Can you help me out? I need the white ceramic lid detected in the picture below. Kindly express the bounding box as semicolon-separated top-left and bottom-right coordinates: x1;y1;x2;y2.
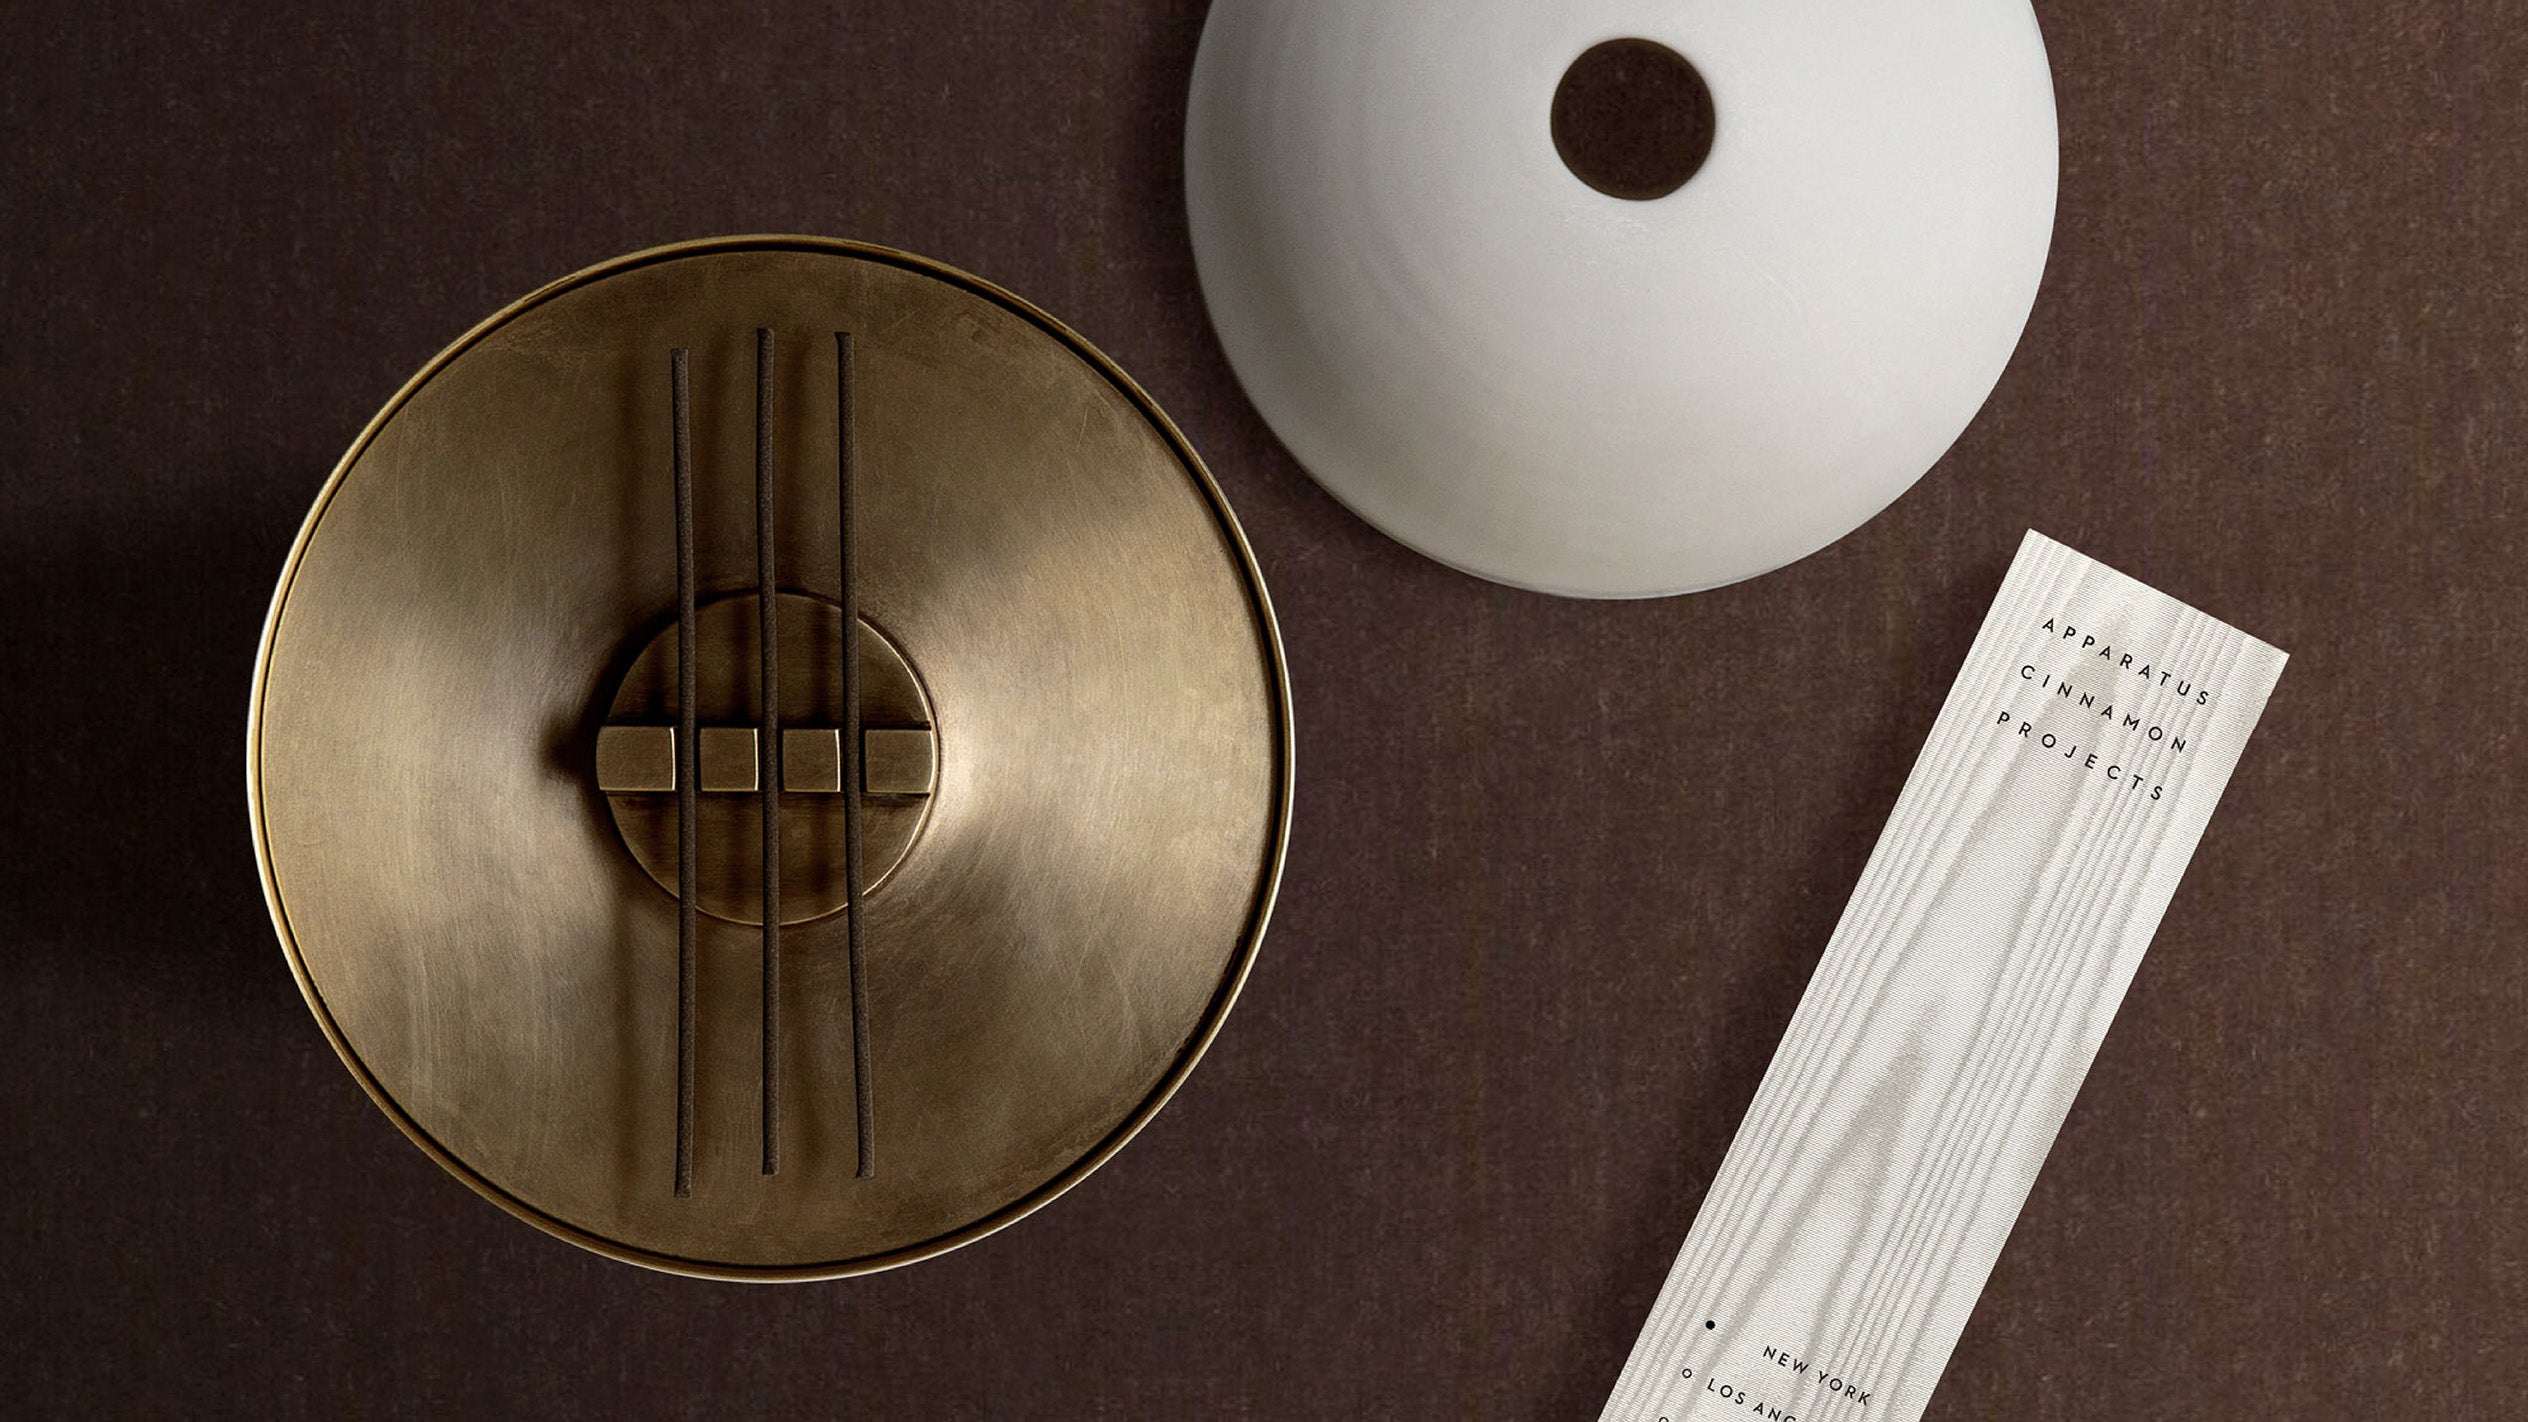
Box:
1186;0;2058;597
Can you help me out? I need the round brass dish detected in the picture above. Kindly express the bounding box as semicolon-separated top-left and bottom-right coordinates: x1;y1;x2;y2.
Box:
248;237;1292;1279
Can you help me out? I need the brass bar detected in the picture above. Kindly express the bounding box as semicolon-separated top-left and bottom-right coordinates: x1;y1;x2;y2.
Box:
756;328;782;1177
696;727;759;792
601;718;940;799
671;347;698;1200
862;728;937;796
595;725;675;793
780;728;842;793
840;330;874;1180
598;725;940;796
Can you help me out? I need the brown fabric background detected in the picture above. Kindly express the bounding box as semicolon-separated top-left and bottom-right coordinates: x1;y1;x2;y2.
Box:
3;0;2522;1415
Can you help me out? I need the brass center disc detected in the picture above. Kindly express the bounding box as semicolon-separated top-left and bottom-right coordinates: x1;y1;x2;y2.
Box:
602;594;936;923
248;237;1292;1279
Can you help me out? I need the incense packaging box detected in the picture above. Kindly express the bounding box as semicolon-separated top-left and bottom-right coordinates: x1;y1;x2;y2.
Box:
1603;531;2287;1422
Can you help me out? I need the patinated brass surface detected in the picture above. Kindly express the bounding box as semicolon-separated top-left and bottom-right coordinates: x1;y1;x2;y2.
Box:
248;237;1291;1279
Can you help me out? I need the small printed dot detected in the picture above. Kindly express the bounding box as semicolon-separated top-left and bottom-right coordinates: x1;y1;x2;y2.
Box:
1705;1320;1717;1330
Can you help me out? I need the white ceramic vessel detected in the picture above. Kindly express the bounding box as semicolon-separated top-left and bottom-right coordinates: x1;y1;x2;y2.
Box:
1186;0;2058;597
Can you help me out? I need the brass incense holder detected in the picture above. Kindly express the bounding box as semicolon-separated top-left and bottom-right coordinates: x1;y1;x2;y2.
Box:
249;237;1292;1278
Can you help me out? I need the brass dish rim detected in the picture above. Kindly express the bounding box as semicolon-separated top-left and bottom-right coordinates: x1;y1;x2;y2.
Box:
245;234;1295;1281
